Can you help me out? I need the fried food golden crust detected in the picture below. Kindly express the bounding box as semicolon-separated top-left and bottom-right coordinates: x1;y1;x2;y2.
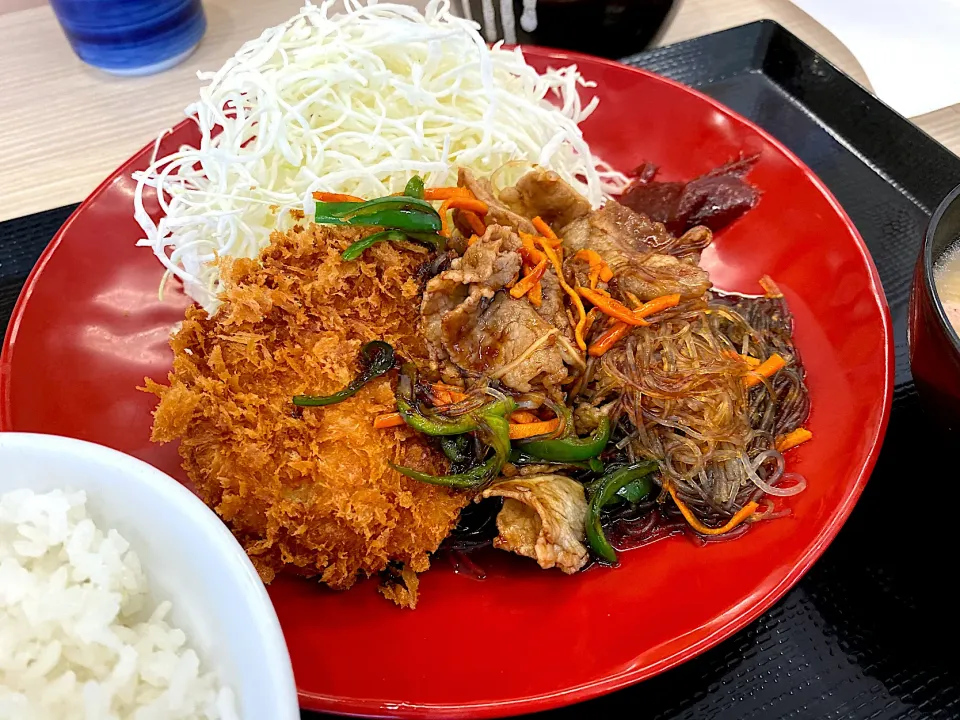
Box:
145;224;469;595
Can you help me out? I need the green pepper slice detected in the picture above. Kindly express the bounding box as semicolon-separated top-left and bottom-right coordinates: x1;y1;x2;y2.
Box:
293;341;394;407
404;176;425;199
585;460;659;563
518;416;611;462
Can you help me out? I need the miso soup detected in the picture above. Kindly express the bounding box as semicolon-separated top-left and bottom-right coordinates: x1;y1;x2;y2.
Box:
934;240;960;332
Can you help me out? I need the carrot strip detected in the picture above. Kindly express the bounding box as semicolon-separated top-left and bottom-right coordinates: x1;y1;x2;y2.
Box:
577;287;649;325
460;210;487;236
373;412;405;429
586;293;682;357
424;187;471;201
744;353;787;388
519;233;547;264
532;216;559;243
776;428;813;453
439;197;490;237
312;191;364;202
759;275;783;298
510;410;541;424
588;323;631;357
574;249;613;289
666;482;760;536
636;293;681;317
527;280;543;307
508;418;561;440
510;258;549;299
467;234;480;247
429;383;469;404
537;241;587;351
722;351;762;367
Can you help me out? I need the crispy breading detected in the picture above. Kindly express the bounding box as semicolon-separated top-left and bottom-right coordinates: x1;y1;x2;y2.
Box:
144;224;469;600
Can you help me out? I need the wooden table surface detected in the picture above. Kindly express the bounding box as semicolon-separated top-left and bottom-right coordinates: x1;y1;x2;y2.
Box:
2;0;958;222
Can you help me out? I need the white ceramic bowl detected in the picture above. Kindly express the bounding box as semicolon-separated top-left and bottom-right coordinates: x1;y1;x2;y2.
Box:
0;432;299;719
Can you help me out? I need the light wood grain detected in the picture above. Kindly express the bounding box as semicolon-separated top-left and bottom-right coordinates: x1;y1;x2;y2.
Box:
1;0;957;222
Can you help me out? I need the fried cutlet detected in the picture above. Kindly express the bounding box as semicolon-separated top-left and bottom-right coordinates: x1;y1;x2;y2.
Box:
144;223;468;606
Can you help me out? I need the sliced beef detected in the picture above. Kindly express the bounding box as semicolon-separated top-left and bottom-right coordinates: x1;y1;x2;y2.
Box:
444;293;576;392
421;224;581;392
482;474;589;574
499;169;592;229
458;168;536;234
560;201;711;301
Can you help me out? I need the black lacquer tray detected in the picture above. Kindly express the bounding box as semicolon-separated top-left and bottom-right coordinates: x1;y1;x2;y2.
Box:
3;20;959;720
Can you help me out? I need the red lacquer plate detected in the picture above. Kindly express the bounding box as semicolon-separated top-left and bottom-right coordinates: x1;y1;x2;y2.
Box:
0;49;892;718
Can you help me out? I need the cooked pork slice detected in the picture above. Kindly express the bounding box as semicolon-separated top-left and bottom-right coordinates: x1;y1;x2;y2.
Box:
499;169;592;229
560;201;711;300
482;474;589;574
421;224;581;392
458;168;536;234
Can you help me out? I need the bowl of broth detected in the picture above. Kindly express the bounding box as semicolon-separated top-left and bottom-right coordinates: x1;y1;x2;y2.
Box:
909;183;960;431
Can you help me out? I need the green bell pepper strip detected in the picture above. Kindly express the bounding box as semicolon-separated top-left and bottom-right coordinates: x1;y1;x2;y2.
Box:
518;416;611;462
293;341;394;407
617;477;653;503
585;460;659;563
441;435;471;464
340;230;446;261
392;415;511;489
508;449;604;474
404;176;425;199
316;207;442;233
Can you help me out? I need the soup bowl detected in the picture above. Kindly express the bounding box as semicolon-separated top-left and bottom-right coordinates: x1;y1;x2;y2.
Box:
909;182;960;432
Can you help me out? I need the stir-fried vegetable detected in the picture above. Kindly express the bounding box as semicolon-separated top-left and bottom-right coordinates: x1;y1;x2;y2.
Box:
664;482;759;536
519;416;611;462
403;175;425;199
293;341;394;407
393;415;511;489
390;366;516;488
585;461;659;563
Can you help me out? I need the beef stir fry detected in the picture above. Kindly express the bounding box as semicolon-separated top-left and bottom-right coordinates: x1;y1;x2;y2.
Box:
304;163;810;579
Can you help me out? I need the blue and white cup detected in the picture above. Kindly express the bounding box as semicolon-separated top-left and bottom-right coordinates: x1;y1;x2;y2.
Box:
50;0;206;76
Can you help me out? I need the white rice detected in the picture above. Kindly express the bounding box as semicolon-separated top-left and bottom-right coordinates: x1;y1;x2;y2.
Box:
0;489;240;720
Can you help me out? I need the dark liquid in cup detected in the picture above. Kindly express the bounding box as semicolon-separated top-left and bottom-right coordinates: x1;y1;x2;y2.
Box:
467;0;678;59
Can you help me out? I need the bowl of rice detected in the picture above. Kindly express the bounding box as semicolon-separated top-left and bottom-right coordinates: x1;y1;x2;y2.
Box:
0;432;298;719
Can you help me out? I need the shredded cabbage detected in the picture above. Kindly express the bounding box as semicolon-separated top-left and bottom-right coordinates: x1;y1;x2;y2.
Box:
133;0;628;313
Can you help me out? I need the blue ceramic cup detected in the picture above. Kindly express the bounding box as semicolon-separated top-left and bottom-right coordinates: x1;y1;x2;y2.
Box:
50;0;206;76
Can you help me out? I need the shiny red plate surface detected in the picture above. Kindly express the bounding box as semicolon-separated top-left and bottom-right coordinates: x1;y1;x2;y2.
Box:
0;50;892;718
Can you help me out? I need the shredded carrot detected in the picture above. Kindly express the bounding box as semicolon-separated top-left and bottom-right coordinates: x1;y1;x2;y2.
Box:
636;293;681;318
574;249;614;289
666;482;760;536
581;307;600;339
430;384;470;405
532;216;560;244
537;242;587;351
588;323;631;357
460;210;486;236
519;233;547;264
424;187;471;201
723;351;762;367
508;418;561;440
743;353;787;388
510;258;548;299
586;293;682;357
467;234;480;247
527;280;543;307
312;191;364;202
510;410;541;424
759;275;783;298
373;412;405;429
439;197;490;237
776;428;813;452
577;287;650;325
373;383;469;429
